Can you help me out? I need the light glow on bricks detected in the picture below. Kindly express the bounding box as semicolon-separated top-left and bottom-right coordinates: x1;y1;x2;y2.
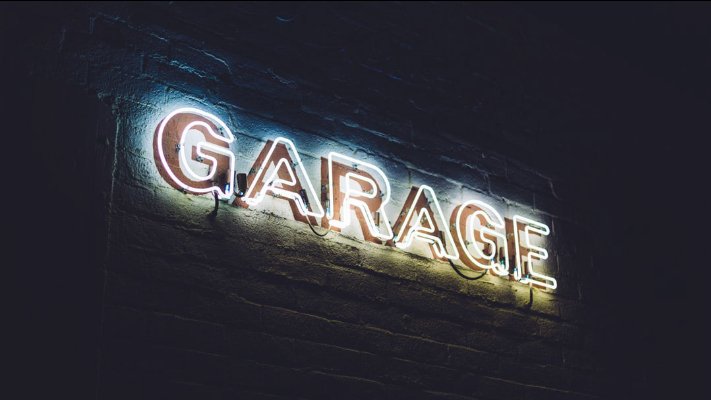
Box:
155;107;236;199
243;137;325;218
454;200;510;276
154;107;557;289
394;185;459;261
512;216;557;289
326;152;395;242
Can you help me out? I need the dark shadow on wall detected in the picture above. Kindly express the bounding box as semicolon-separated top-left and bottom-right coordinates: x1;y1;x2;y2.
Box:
524;5;711;398
4;54;116;399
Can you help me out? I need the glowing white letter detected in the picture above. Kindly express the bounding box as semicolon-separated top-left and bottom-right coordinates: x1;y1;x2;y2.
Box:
326;152;393;241
513;216;557;289
155;107;235;199
453;200;509;275
242;137;324;218
394;186;459;260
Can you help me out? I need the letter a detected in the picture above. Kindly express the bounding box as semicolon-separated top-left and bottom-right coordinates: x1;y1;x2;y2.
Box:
242;137;324;222
394;186;458;260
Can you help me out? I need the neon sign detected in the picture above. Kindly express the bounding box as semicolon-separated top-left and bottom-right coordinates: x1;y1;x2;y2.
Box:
326;152;394;242
242;137;325;219
394;185;459;261
155;107;236;199
154;108;557;290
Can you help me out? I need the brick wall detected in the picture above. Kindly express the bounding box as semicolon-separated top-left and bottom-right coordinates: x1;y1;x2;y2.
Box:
4;3;652;399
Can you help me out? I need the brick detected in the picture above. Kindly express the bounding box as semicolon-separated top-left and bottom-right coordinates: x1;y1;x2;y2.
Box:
517;339;564;366
536;319;584;348
535;193;574;221
493;310;539;336
507;162;553;195
433;157;490;194
478;151;508;178
466;327;520;357
562;348;600;372
446;344;499;373
499;357;574;391
490;175;534;206
550;179;575;201
146;312;226;354
476;376;527;400
143;53;221;99
91;15;170;55
558;300;595;327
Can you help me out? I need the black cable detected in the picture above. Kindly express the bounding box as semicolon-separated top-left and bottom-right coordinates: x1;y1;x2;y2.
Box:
525;286;534;308
306;218;330;237
209;190;219;217
448;259;487;280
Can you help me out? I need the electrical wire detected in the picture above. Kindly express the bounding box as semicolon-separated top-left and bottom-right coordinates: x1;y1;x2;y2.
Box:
448;259;487;280
209;190;219;217
525;286;534;308
306;218;330;237
447;260;535;307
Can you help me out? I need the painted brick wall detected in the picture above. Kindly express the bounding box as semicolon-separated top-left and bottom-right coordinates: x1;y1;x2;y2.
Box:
5;3;628;399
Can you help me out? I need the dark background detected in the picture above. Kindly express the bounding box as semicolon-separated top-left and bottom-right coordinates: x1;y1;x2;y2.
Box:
534;4;709;398
527;2;709;398
3;2;707;399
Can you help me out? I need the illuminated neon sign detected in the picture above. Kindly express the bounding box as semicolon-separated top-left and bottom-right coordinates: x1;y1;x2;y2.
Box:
154;108;557;289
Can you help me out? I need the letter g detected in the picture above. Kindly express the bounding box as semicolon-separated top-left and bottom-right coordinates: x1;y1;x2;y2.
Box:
154;108;236;199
